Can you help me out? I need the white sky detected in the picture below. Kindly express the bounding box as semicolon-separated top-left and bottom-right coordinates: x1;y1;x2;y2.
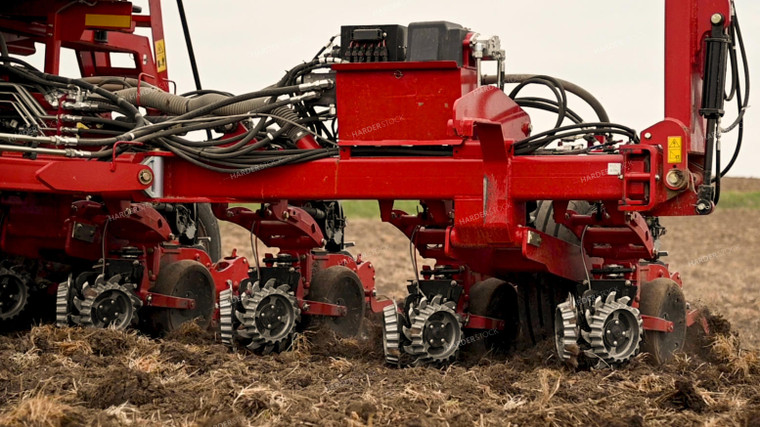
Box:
61;1;760;177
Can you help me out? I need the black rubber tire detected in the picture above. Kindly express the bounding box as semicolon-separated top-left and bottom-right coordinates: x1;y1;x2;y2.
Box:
196;203;222;262
639;278;686;365
463;278;519;360
303;266;366;337
534;200;593;244
145;260;216;335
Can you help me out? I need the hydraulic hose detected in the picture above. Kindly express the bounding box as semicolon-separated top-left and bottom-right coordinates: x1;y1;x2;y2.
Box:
484;73;610;122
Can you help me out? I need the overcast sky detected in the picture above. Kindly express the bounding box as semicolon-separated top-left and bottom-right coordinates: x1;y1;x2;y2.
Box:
87;2;760;177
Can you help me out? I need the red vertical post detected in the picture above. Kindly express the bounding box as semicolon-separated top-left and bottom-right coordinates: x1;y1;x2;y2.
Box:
44;12;61;75
147;0;170;91
663;0;730;154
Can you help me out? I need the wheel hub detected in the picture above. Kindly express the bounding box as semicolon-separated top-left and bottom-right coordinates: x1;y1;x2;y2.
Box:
424;314;456;349
254;294;295;338
603;317;629;346
91;289;132;328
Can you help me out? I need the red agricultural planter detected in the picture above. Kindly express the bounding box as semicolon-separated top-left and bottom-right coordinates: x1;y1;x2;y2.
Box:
0;0;748;367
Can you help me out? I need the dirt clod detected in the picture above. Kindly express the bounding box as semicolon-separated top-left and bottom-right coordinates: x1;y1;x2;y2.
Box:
663;380;708;413
79;366;166;409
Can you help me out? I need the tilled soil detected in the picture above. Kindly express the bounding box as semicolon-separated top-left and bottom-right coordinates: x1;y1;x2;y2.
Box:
1;179;759;426
0;320;758;426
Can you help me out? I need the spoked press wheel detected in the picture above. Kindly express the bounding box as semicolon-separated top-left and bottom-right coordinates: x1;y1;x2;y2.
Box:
639;278;686;365
238;278;301;354
406;295;463;366
462;278;519;362
146;260;216;335
303;266;366;337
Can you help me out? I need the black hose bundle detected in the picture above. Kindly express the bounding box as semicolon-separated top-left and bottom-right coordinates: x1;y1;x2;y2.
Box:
0;56;339;172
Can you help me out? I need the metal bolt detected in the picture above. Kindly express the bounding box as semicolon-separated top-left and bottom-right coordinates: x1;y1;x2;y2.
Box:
613;340;618;346
643;132;652;140
615;320;620;325
282;211;290;220
711;13;723;24
606;330;611;334
138;169;153;185
440;338;445;343
622;331;627;337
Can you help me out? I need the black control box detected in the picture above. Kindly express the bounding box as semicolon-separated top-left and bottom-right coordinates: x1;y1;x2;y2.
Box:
407;21;469;66
339;24;407;62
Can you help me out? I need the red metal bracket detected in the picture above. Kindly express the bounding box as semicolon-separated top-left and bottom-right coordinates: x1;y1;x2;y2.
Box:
299;299;347;317
368;297;394;313
686;308;710;335
464;313;505;331
145;292;196;310
619;145;659;211
641;314;674;332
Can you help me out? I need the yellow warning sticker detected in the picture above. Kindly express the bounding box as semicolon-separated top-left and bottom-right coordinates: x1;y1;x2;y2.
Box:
84;14;132;29
155;39;167;73
667;136;682;164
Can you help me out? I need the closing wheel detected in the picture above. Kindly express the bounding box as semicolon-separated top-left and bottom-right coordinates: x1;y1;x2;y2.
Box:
583;292;642;367
463;278;518;361
239;278;301;353
382;302;402;366
554;293;581;368
0;268;28;321
407;295;463;366
72;274;143;329
639;278;686;365
304;266;366;337
147;260;215;335
81;286;137;329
